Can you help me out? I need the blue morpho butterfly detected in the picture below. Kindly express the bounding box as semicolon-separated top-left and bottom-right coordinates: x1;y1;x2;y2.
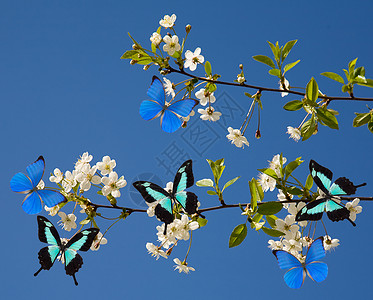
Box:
139;76;199;133
10;156;66;214
273;237;328;289
296;160;366;226
133;160;203;234
34;216;99;286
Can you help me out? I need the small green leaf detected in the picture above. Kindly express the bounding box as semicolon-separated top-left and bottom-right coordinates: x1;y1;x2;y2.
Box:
205;61;212;76
321;72;344;84
196;179;214;187
359;78;373;88
197;218;208;228
353;66;365;78
305;174;313;190
306;77;319;103
207;190;217;196
80;218;90;225
284;157;303;180
342;84;349;93
120;50;138;59
269;69;281;78
282;40;297;60
284;60;300;73
229;224;247;248
287;187;303;195
222;176;240;192
368;121;373;133
262;227;284;237
348;58;358;75
258;168;278;180
301;115;316;141
316;108;339;129
244;92;253;98
266;215;278;229
353;113;371;127
283;100;303;111
257;202;283;215
252;55;275;68
267;41;279;62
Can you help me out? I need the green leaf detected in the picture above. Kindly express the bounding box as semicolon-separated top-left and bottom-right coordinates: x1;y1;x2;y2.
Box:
321;72;344;84
215;158;225;166
252;55;275;68
283;60;300;73
348;58;358;75
359;78;373;88
353;113;371;127
257;201;283;215
267;41;279;62
222;176;240;192
353;66;365;78
316;108;339;129
196;179;214;187
306;77;319;103
207;190;217;196
342;84;349;93
80;218;90;225
244;92;253;98
197;218;208;228
205;61;212;76
229;224;247;248
283;100;303;111
151;43;157;53
305;174;313;190
368;121;373;133
269;69;281;78
287;187;303;195
284;157;303;180
282;40;297;60
258;168;278;180
120;50;138;59
262;227;284;237
301;115;316;141
266;215;278;229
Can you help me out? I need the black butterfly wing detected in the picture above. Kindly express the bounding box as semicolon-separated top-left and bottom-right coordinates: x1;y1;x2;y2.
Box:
34;216;62;276
63;228;99;285
309;160;333;196
325;200;356;226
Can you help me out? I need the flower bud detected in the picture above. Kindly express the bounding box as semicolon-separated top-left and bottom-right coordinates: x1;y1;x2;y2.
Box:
132;44;140;50
143;64;151;71
181;121;187;128
239;64;243;70
130;59;137;65
255;129;261;139
185;24;192;33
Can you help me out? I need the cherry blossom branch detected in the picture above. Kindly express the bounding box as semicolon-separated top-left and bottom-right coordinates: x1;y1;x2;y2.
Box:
167;66;373;102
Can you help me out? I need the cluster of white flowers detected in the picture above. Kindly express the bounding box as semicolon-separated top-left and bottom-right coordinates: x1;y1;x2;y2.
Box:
49;152;127;198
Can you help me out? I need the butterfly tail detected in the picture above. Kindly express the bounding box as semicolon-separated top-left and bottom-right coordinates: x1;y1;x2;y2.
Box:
34;267;43;277
72;274;79;286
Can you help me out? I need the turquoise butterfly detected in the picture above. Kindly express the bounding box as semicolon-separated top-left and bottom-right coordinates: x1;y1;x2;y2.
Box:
34;216;99;285
296;160;366;226
133;160;201;234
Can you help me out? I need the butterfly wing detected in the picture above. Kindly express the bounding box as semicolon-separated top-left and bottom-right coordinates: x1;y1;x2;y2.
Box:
167;98;198;118
133;181;174;225
34;216;62;276
139;100;163;121
160;109;183;133
147;76;166;106
309;160;333;195
295;198;327;222
10;172;33;193
304;237;328;283
273;250;304;289
325;200;355;225
22;192;43;214
26;156;45;187
329;177;358;196
36;189;66;208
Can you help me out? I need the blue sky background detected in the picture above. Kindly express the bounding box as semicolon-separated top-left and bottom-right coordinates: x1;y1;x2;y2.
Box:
1;0;372;299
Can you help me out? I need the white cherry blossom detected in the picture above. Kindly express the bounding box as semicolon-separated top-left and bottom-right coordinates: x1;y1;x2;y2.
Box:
101;171;127;198
96;156;116;176
286;126;301;142
195;88;216;106
146;242;168;260
49;168;63;183
198;106;221;121
57;212;77;232
226;127;250;149
184;47;204;71
159;14;176;28
163;35;180;56
173;258;195;274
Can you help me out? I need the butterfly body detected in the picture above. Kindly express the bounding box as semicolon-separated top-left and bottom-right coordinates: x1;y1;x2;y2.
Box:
133;160;201;234
296;160;366;226
273;237;328;289
34;216;99;285
10;156;66;214
140;76;198;133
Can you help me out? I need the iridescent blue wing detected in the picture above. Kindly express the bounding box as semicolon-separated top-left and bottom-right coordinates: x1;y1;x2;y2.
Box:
22;192;43;214
325;200;355;226
309;160;332;195
36;189;66;209
147;76;166;106
305;237;325;264
26;156;45;188
273;250;304;289
34;216;62;277
139;100;163;121
172;160;198;215
306;262;328;283
63;228;99;285
10;172;33;193
160;109;182;133
167;98;198;118
295;198;326;222
133;181;174;226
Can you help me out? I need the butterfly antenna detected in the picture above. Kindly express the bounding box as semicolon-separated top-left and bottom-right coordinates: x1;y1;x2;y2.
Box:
34;267;43;277
72;274;79;286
